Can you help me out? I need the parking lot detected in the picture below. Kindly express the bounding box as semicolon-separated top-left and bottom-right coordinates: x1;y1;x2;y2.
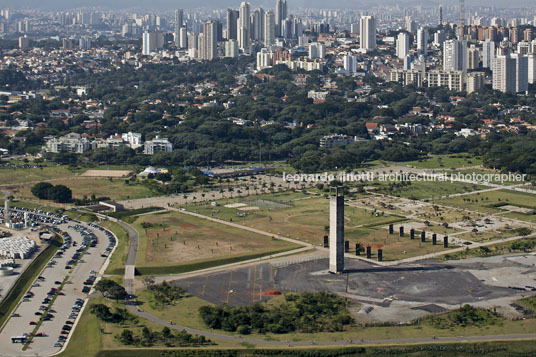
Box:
0;209;116;356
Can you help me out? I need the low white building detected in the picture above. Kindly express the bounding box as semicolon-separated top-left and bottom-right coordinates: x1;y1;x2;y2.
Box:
143;136;173;155
320;134;357;148
45;133;91;154
122;132;143;149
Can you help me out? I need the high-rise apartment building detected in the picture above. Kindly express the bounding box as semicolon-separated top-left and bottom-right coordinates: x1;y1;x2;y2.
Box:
443;39;467;72
416;27;429;55
142;30;164;55
238;2;250;50
275;0;287;37
174;9;183;47
225;39;238;58
396;32;410;59
467;45;480;69
360;16;376;52
264;10;275;46
482;39;495;68
226;9;239;40
203;20;218;60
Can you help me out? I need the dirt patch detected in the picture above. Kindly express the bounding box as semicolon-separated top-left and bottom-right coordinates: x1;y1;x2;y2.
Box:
81;169;132;177
238;206;260;211
365;243;385;249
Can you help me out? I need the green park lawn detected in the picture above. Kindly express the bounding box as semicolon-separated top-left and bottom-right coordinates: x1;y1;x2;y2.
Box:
131;211;300;275
14;177;154;202
135;287;536;344
404;155;483;169
438;189;536;216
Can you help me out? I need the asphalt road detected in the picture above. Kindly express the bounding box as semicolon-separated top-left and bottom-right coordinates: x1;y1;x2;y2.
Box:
118;220;138;298
127;305;536;346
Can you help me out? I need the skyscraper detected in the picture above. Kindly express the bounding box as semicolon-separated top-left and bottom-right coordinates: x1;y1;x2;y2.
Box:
493;53;516;93
174;9;183;47
360;16;376;52
179;27;188;49
308;42;325;59
275;0;287;37
142;30;164;55
416;27;429;56
439;5;443;25
434;30;446;46
238;2;250;50
511;54;528;93
467;45;480;69
443;39;467;72
226;9;239;40
225;39;238;58
252;8;265;42
396;32;409;59
204;20;218;60
528;54;536;84
343;53;357;73
482;39;495;68
264;10;275;46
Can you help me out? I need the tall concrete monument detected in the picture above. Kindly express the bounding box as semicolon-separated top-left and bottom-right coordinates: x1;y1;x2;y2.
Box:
329;187;344;273
4;199;11;228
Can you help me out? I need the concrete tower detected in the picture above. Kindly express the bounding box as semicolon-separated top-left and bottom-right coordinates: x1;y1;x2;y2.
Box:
329;187;344;274
4;199;11;227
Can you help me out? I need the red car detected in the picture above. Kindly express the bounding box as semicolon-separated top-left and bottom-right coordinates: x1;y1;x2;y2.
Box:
29;321;37;325
35;332;47;337
61;330;69;334
58;292;65;296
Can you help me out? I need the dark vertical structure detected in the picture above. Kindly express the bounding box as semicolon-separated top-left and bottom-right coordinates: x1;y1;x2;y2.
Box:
226;9;239;40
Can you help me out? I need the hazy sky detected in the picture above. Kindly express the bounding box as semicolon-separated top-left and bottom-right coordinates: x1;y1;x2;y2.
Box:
1;0;534;10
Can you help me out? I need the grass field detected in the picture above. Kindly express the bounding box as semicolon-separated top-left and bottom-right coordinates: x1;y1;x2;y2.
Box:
452;168;526;186
404;155;483;169
0;165;82;185
182;192;468;260
186;194;406;245
454;227;525;243
13;177;155;202
93;341;536;357
63;209;97;222
441;237;536;260
0;199;64;213
101;220;130;275
135;288;536;344
132;211;300;273
346;228;449;261
374;180;485;201
438;189;536;216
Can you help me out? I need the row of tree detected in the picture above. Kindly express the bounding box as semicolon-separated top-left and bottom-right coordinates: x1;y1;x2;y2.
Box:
31;182;72;203
199;291;353;334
